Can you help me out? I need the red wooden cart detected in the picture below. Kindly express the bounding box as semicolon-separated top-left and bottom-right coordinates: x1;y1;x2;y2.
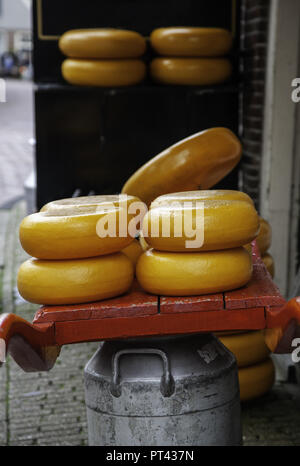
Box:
1;241;300;372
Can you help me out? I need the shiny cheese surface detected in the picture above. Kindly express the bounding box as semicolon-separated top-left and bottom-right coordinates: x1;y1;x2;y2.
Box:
59;29;146;59
238;358;275;402
151;190;254;209
150;58;232;86
136;248;252;296
20;197;139;260
17;253;134;305
218;331;270;368
62;59;146;87
150;27;232;57
142;199;259;252
41;194;139;215
122;128;242;206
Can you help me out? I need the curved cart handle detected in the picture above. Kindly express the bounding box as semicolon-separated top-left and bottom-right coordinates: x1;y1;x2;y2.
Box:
0;313;59;372
265;297;300;353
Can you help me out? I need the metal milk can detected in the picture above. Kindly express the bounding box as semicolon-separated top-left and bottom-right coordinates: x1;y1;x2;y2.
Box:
84;333;242;446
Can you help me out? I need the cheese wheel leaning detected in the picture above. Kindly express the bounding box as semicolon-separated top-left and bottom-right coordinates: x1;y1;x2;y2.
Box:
150;58;232;86
17;253;134;305
238;358;275;402
218;331;270;368
143;199;259;252
20;195;140;260
59;29;146;59
122;128;242;206
150;27;232;57
136;247;252;296
62;59;146;87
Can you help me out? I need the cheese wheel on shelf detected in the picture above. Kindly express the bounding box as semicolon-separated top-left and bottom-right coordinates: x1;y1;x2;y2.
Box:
136;247;252;296
262;253;275;278
17;253;134;305
142;199;259;252
150;27;232;57
238;358;275;402
122;239;143;266
151;190;254;209
62;59;146;87
59;29;146;59
218;331;270;368
20;200;138;260
122;128;242;206
150;58;232;86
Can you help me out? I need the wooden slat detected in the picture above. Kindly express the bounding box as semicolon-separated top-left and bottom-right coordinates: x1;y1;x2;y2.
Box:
34;282;158;323
160;293;224;314
224;263;285;309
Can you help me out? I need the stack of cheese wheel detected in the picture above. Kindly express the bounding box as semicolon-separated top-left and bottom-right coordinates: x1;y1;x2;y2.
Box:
137;190;275;401
245;217;274;278
59;29;147;87
136;190;259;296
217;330;275;402
17;195;141;306
149;27;233;86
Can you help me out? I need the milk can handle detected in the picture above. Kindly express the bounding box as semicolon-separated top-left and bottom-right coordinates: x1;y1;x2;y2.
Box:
110;348;175;398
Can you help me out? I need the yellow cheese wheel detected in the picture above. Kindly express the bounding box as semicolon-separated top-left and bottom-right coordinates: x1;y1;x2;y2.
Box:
41;194;138;215
122;128;242;206
151;190;254;209
136;247;252;296
262;253;275;278
17;253;134;305
142;199;259;252
218;331;270;368
150;27;232;57
62;59;146;87
59;29;146;59
20;197;139;260
150;58;232;86
122;239;143;266
238;358;275;402
256;217;272;255
245;217;272;256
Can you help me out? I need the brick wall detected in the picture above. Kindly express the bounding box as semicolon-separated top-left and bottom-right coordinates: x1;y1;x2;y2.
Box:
240;0;270;209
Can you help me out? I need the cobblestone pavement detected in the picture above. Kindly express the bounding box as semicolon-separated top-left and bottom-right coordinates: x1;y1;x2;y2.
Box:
0;79;34;209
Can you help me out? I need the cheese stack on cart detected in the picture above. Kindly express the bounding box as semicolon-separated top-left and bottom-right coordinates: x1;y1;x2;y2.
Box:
149;27;233;86
59;29;147;87
136;189;275;401
17;195;139;306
